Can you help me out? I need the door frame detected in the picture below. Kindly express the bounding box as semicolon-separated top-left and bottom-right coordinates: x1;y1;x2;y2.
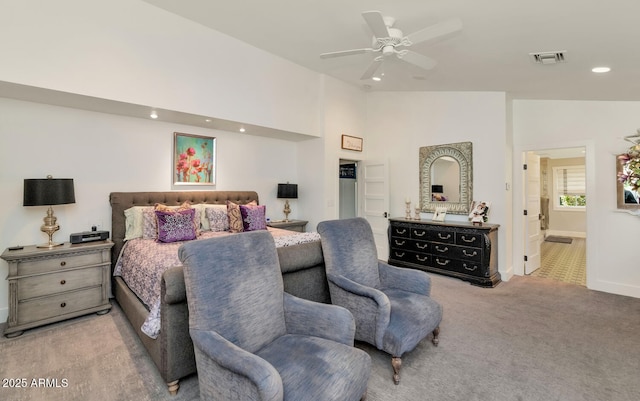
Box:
512;140;595;288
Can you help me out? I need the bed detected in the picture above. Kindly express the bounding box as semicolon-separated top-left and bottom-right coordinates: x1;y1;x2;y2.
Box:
109;191;329;395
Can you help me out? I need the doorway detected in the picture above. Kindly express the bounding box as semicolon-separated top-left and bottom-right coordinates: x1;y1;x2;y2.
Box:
524;147;587;286
339;159;358;219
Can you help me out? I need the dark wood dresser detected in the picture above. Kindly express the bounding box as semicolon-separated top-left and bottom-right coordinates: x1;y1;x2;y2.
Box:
388;218;500;287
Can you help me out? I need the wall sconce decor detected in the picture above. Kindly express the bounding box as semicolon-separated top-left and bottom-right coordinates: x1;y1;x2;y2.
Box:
23;175;75;248
277;183;298;222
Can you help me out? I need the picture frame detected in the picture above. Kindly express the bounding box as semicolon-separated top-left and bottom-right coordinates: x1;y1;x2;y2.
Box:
469;200;491;225
341;134;363;152
432;207;447;221
173;132;216;185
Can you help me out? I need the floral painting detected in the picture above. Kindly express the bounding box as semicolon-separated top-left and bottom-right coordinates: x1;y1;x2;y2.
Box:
173;132;215;185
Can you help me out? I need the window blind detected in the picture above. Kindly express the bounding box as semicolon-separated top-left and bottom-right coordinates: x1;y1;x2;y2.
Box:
554;166;585;195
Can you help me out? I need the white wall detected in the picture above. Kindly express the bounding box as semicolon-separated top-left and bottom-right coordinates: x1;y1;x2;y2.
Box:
513;100;640;297
365;91;510;276
0;0;323;137
0;98;301;322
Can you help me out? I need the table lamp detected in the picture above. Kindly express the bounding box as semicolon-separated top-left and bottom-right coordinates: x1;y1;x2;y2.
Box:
277;183;298;222
23;175;76;248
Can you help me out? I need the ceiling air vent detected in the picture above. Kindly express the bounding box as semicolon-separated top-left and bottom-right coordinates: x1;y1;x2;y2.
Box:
529;51;566;65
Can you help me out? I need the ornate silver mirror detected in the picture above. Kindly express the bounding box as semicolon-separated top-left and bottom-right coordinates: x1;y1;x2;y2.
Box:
419;141;473;215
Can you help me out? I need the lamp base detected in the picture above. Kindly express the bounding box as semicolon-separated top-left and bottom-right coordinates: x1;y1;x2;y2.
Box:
282;200;291;222
38;206;63;248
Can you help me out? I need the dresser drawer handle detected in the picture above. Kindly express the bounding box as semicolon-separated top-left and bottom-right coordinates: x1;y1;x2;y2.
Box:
394;252;405;258
463;250;478;257
60;280;66;285
60;261;66;267
394;240;406;246
461;235;476;243
435;258;449;266
416;243;428;250
435;245;448;253
395;229;407;235
60;302;66;308
413;230;426;237
463;263;478;271
438;233;451;240
416;255;428;262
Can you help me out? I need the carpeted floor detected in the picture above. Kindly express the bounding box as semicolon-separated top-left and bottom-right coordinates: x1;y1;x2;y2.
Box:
532;237;586;286
1;274;639;401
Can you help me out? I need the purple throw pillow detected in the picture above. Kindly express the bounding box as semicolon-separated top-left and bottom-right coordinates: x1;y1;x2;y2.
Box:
239;204;267;231
155;208;197;243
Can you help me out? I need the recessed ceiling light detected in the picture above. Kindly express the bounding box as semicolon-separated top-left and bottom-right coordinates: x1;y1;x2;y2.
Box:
372;76;381;82
592;67;611;73
150;111;158;119
205;119;211;122
239;127;246;133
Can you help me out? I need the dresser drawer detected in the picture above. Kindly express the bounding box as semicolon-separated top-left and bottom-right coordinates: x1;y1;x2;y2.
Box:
17;287;104;325
17;252;105;276
390;225;411;238
456;233;482;248
452;260;486;278
389;249;430;266
391;238;430;253
451;246;482;263
17;266;104;300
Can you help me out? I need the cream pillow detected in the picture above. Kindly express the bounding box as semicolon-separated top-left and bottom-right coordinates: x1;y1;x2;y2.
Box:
123;206;153;241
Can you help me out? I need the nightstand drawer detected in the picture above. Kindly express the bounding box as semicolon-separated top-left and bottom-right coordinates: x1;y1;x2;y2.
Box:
17;267;104;300
17;286;104;325
18;252;104;276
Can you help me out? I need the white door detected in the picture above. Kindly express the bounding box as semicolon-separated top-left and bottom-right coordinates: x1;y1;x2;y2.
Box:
525;152;542;274
361;160;389;259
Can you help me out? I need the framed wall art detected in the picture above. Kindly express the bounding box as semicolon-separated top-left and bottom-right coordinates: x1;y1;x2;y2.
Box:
341;134;363;151
173;132;216;185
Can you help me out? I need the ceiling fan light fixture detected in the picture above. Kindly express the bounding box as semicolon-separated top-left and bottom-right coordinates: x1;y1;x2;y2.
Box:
592;66;611;73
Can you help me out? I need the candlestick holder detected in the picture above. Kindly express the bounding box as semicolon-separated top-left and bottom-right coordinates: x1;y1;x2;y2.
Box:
414;207;421;220
405;200;411;219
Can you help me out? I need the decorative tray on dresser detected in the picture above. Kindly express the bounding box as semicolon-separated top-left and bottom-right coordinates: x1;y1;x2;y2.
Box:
388;218;500;287
1;241;113;337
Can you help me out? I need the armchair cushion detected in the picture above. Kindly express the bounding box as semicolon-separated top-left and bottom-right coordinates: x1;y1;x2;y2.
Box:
256;334;371;401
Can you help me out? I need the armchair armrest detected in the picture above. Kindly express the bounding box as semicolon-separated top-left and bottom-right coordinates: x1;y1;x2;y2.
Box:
327;273;391;348
378;261;432;296
190;328;283;401
283;292;355;346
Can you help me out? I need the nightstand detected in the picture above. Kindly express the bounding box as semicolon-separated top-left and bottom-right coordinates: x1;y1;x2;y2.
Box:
1;241;113;338
267;219;308;232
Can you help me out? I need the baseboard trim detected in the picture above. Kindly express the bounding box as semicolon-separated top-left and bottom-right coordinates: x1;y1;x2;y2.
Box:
545;230;586;238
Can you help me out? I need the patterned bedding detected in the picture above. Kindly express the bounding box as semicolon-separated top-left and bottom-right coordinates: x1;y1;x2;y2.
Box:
114;227;320;338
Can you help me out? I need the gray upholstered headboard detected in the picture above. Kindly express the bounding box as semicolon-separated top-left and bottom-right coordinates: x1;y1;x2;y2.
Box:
109;191;259;271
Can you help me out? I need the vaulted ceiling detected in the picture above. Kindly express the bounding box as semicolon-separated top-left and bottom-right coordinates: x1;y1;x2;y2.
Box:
144;0;640;101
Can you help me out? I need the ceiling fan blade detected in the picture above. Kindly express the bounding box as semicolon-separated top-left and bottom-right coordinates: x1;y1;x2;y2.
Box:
360;58;383;80
397;50;437;71
405;18;463;45
362;10;390;38
320;48;376;59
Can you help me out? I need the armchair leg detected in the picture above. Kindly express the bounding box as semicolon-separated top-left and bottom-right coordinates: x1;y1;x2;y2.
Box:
167;380;179;395
432;326;440;346
391;356;402;385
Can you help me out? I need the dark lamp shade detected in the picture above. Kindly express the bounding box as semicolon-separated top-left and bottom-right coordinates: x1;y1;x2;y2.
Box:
431;185;444;193
277;183;298;199
24;178;76;206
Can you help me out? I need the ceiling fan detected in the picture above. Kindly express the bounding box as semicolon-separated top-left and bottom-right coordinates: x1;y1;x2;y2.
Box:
320;11;462;80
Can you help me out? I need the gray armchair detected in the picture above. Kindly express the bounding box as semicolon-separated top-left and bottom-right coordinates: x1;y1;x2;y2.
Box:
317;217;442;385
178;230;371;401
